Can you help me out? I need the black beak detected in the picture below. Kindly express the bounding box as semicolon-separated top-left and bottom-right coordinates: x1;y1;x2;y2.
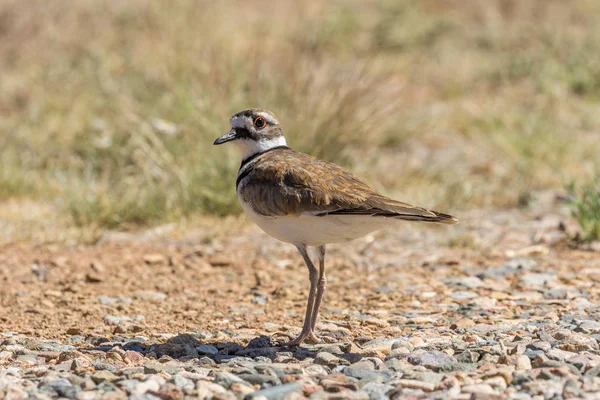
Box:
213;129;238;145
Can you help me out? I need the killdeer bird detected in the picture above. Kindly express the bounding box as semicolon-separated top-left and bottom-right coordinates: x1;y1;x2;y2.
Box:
214;109;458;345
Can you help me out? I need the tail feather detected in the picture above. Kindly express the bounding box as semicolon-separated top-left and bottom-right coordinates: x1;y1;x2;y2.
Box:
318;207;458;224
399;210;458;224
314;193;458;225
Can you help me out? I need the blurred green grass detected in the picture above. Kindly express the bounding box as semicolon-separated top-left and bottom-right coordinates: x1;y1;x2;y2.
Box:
567;180;600;242
1;0;600;230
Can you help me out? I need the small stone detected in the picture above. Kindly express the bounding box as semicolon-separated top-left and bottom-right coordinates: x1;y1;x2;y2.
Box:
178;370;210;381
315;352;346;367
2;385;29;400
349;360;376;371
152;382;183;400
456;350;479;363
245;382;303;400
343;367;390;381
50;361;73;372
227;382;253;396
515;355;532;371
578;320;600;334
213;371;250;388
92;370;120;383
485;376;508;391
472;296;497;309
98;296;118;304
320;375;360;392
238;374;281;387
547;348;577;362
407;351;456;369
196;381;229;398
104;315;145;326
85;273;103;283
151;337;198;359
585;364;600;378
554;330;599;350
453;318;476;329
195;344;218;356
71;357;93;373
409;337;425;347
443;276;484;289
144;363;182;375
144;254;167;265
124;350;145;364
568;354;593;370
134;290;167;302
91;261;105;272
361;382;395;400
170;375;193;392
529;340;551;352
461;383;497;394
208;254;235;267
509;343;527;356
521;272;557;286
297;364;327;377
451;291;479;300
135;379;161;394
66;327;82;335
118;379;140;394
387;347;411;359
397;379;435;392
86;335;110;346
274;352;294;363
40;378;80;399
362;338;402;350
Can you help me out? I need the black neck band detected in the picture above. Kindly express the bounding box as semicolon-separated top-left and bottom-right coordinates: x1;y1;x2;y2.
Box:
236;146;289;189
239;146;289;171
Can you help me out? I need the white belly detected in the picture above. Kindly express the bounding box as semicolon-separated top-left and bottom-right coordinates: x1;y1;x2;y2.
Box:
240;201;388;246
236;175;392;246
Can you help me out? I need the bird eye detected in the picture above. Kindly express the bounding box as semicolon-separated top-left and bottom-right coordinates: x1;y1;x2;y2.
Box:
254;116;266;129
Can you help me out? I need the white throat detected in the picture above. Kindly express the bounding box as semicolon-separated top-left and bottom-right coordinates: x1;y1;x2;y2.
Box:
235;136;287;161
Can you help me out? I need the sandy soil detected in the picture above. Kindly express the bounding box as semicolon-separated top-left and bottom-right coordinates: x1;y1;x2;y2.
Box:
1;201;597;343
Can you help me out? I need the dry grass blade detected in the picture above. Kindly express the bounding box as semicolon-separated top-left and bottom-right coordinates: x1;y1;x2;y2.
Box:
0;0;599;234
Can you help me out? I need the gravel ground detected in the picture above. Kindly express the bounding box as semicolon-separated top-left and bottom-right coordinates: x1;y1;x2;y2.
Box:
2;200;600;399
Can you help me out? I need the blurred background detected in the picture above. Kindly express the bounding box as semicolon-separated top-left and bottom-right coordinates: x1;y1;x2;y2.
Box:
1;0;599;241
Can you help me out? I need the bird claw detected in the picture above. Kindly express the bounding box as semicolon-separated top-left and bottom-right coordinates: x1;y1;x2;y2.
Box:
277;330;321;347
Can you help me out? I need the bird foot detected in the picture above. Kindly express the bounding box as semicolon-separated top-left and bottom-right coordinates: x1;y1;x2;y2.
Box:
276;329;321;347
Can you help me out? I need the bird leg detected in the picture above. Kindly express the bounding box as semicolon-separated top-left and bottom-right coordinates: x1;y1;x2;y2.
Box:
280;244;319;346
310;245;327;331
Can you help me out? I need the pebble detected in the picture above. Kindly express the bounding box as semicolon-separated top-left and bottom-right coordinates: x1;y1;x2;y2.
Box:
315;352;347;367
515;355;532;370
397;379;435;392
246;382;303;400
521;272;557;286
172;374;194;391
3;243;600;400
407;351;457;369
195;344;219;356
461;383;497;394
134;291;167;302
92;370;120;383
214;371;252;388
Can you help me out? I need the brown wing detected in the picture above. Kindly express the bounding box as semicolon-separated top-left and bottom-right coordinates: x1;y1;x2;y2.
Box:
239;148;457;224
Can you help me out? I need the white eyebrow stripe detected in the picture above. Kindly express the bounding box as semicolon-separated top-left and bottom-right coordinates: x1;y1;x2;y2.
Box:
257;113;277;125
230;115;246;129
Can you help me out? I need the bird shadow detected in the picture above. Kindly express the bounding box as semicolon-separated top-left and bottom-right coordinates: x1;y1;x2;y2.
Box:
79;333;362;364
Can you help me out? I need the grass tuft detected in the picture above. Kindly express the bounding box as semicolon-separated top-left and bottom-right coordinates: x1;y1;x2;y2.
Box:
0;0;600;232
567;180;600;242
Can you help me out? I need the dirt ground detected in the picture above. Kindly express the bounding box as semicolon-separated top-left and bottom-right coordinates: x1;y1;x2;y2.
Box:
1;194;598;343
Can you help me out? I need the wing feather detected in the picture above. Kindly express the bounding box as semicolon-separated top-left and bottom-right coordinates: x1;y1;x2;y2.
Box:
238;148;457;224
